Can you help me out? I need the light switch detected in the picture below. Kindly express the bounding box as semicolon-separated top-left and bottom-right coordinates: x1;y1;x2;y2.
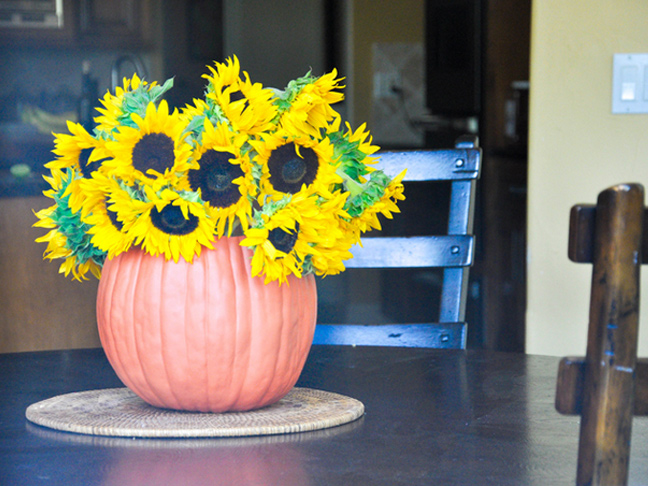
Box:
612;53;648;114
621;66;637;100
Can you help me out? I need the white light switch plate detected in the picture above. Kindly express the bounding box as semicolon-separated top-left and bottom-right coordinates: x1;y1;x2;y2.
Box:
612;53;648;114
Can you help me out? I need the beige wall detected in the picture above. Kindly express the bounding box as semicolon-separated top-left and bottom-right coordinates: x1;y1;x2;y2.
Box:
527;0;648;356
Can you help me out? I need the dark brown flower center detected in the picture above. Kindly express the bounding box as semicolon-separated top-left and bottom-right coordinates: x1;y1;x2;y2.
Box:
268;143;318;194
268;224;299;254
105;200;123;231
222;86;248;109
150;204;199;235
229;90;245;103
79;148;108;178
132;133;175;175
188;150;244;208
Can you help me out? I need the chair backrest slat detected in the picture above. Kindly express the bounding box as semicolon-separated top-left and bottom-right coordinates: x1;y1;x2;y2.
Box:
345;235;473;269
315;137;481;349
376;149;481;181
313;323;467;348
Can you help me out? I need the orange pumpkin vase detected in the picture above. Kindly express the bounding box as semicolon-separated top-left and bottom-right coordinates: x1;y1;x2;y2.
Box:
96;236;318;413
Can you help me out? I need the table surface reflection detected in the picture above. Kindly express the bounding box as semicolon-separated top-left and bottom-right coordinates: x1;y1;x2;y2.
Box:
2;346;648;486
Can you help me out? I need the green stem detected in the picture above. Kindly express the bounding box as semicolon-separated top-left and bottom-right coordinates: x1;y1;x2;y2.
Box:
336;167;365;197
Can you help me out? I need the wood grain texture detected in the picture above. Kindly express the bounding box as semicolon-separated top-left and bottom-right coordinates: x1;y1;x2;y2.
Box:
557;183;645;486
8;346;648;485
568;205;648;264
556;357;648;416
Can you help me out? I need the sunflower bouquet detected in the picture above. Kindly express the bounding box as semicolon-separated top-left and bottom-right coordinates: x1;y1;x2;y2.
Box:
34;56;405;284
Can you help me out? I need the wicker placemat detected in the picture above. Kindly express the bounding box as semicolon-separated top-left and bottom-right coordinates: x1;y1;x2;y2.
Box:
26;387;364;438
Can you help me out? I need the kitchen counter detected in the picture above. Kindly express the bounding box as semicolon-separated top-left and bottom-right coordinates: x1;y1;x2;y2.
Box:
0;169;49;198
0;123;55;198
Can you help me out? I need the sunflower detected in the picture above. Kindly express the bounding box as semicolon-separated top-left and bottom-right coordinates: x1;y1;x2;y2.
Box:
104;100;194;189
241;193;320;283
251;130;341;201
33;168;104;280
95;74;148;133
303;192;356;277
203;56;277;134
328;119;381;186
33;62;404;284
277;69;344;138
94;74;174;135
128;188;216;263
346;169;406;234
187;118;255;236
48;121;111;175
179;98;210;133
76;174;138;259
46;121;112;213
338;121;380;162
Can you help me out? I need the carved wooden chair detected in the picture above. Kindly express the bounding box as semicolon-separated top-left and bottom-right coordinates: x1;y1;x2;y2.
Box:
555;183;648;486
313;136;481;349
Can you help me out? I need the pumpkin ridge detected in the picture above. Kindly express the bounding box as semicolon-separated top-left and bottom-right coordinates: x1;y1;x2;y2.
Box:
283;278;300;393
182;256;198;409
157;255;184;409
216;239;241;410
250;252;282;408
131;251;169;408
209;237;240;411
99;250;163;408
287;274;313;396
223;239;238;409
126;250;156;403
97;253;122;383
289;275;315;398
113;252;137;394
107;252;143;398
247;275;274;408
233;237;255;410
205;246;226;411
195;250;210;410
96;237;318;413
259;279;289;406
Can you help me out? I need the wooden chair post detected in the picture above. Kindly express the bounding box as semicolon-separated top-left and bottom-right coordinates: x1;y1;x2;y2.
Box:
556;183;645;486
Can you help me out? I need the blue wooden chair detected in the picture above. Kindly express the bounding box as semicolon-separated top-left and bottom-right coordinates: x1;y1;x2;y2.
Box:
313;136;482;349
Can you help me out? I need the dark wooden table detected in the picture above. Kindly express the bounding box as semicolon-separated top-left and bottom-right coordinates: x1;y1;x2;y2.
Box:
2;346;648;486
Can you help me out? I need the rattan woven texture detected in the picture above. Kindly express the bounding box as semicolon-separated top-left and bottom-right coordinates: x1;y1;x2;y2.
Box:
26;387;365;438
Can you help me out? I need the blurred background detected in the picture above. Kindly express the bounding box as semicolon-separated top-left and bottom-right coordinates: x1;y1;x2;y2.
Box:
0;0;531;353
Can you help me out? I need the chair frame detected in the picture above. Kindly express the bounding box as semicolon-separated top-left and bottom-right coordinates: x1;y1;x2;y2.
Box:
313;136;481;349
556;183;648;486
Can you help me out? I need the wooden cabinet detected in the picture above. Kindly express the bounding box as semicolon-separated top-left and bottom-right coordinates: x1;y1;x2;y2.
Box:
0;0;76;47
78;0;147;48
0;196;101;353
0;0;150;49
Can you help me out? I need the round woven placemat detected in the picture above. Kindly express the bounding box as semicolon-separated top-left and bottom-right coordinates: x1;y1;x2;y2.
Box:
26;387;364;438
